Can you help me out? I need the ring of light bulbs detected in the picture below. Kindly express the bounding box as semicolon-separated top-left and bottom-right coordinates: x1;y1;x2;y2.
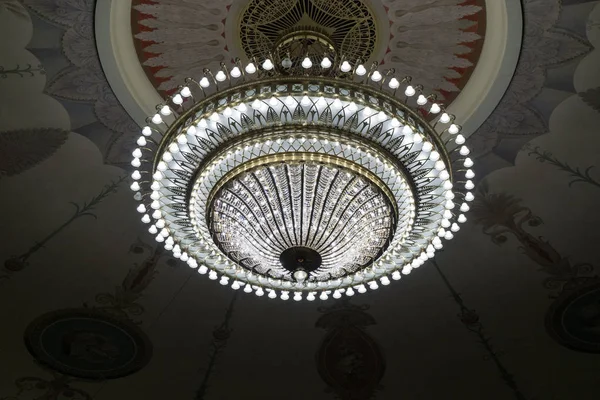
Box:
130;56;475;301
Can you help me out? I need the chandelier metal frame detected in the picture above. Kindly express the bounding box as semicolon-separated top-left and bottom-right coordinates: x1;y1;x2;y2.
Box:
130;55;475;301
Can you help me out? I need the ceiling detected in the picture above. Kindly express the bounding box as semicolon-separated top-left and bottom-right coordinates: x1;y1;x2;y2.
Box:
1;0;599;399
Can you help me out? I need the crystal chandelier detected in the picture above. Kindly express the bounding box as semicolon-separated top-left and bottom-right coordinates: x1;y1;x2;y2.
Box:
130;28;474;301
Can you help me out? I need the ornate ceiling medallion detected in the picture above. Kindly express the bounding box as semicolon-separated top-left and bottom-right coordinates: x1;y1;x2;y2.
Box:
239;0;377;66
129;18;475;301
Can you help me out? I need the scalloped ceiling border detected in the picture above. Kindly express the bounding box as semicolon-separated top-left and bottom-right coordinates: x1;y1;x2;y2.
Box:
95;0;523;137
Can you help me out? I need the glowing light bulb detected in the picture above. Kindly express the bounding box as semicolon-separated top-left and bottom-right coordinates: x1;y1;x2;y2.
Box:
465;169;475;179
405;85;416;97
333;290;342;299
464;158;474;168
142;126;152;136
455;135;466;145
136;204;146;213
130;182;140;192
346;288;355;296
388;78;400;89
465;192;475;202
160;105;171;116
355;64;367;76
137;136;147;146
301;57;312;69
465;180;475;190
320;57;332;68
199;77;210;87
230;66;241;78
245;63;256;74
460;203;470;213
460;146;470;156
417;95;428;105
371;71;382;82
430;103;441;114
151;114;162;124
131;158;141;168
449;124;460;134
301;96;311;107
440;113;451;124
215;70;226;81
262;59;274;70
458;214;467;223
180;86;191;97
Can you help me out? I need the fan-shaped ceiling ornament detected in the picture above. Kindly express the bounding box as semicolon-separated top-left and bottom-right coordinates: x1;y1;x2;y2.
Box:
129;0;479;301
132;0;485;104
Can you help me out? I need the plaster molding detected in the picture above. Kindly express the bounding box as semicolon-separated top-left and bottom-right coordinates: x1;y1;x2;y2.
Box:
95;0;523;137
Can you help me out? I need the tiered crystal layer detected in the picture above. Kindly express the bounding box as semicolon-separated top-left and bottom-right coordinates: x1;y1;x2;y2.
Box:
209;161;395;281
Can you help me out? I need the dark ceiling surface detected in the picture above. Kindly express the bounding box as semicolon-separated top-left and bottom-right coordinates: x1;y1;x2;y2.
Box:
1;0;600;399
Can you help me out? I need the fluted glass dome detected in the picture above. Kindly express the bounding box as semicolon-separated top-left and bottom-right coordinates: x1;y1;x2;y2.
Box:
209;161;396;281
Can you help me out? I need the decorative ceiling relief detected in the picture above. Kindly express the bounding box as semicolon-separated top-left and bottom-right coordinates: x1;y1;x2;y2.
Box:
195;292;238;400
524;144;600;190
471;184;596;299
580;87;600;112
546;278;600;353
3;174;125;278
431;259;527;400
380;0;484;96
0;0;71;177
469;0;593;163
87;241;165;323
24;309;153;380
316;301;385;400
22;0;139;166
0;128;68;178
132;0;484;103
0;366;93;400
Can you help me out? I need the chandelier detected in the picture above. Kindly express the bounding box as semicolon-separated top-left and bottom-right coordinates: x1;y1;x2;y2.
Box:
129;26;475;301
